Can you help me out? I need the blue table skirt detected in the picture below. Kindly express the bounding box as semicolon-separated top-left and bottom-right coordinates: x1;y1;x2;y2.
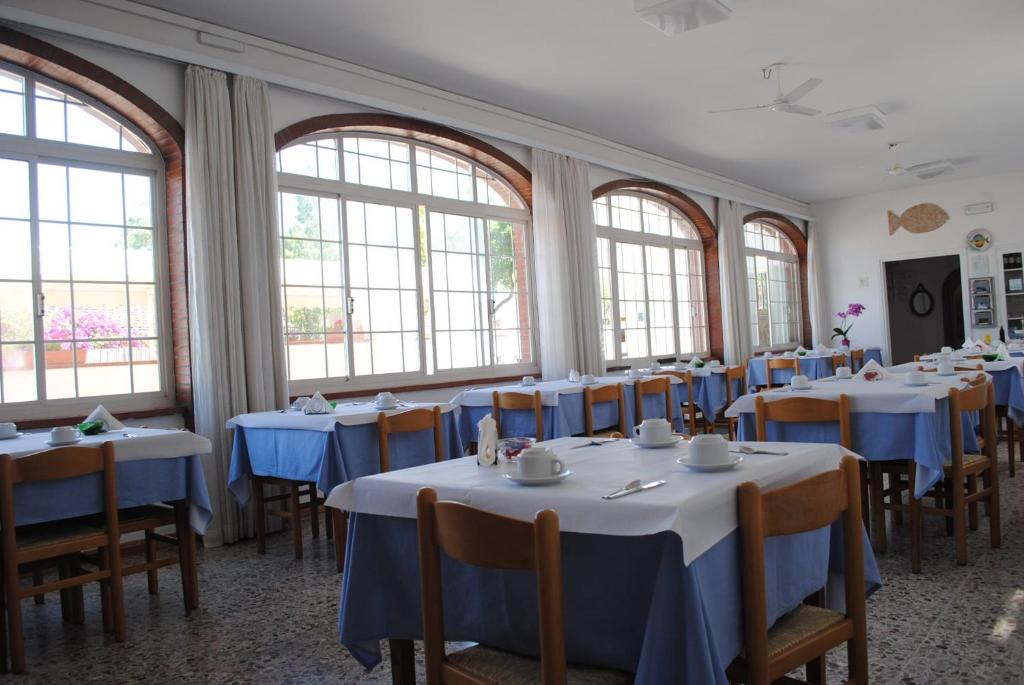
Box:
746;349;883;388
14;456;213;534
990;366;1024;426
457;380;743;445
228;412;465;506
339;513;880;684
736;398;979;498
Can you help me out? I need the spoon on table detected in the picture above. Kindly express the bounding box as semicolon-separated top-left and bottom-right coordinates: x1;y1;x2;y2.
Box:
571;438;619;449
603;479;640;499
729;445;789;456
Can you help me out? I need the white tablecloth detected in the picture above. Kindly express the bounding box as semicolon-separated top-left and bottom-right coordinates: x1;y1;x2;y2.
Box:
326;436;856;565
0;427;212;462
450;374;687;408
725;373;979;416
227;401;456;432
891;359;1024;374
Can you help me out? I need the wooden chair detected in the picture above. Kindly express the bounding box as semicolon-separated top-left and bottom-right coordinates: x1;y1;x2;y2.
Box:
1;443;126;673
850;349;865;372
583;383;627;438
727;456;868;685
378;406;444;472
705;366;747;439
893;381;1001;573
831;353;849;374
654;371;697;435
634;376;674;429
416;488;632;684
492;390;544;439
764;357;800;390
252;476;328;560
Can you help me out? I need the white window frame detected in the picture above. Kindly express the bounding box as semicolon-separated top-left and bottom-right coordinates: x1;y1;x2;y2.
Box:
0;63;173;421
743;221;803;353
594;191;709;367
278;132;538;395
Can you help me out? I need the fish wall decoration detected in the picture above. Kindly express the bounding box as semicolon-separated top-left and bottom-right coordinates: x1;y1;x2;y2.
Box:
888;203;949;235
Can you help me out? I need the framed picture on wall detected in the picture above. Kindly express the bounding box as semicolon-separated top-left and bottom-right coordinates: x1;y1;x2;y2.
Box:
1009;277;1023;293
973;309;994;327
972;293;992;310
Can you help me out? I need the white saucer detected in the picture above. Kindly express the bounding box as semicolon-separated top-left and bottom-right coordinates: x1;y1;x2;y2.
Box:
580;379;597;385
677;455;743;472
504;470;572;486
0;432;25;440
630;436;683;449
45;438;82;447
375;402;399;410
904;380;928;387
937;371;957;377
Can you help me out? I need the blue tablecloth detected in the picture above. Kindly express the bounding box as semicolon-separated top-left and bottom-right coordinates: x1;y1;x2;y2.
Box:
989;366;1024;426
747;349;883;388
14;456;212;533
735;398;979;498
227;412;465;506
338;513;880;684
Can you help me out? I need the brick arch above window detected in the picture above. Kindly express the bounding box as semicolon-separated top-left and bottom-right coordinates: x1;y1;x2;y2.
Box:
0;25;191;412
275;113;532;208
592;179;723;362
742;210;812;347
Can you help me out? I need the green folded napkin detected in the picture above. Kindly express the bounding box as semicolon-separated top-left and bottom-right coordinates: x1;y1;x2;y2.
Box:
78;420;106;435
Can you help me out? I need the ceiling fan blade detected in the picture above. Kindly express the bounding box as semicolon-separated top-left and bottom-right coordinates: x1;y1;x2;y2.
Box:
707;104;772;114
782;77;823;103
774;103;820;116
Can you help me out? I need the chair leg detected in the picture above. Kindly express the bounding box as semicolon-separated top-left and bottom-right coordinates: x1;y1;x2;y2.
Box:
106;546;126;643
967;475;979;531
30;567;46;605
1007;420;1016;477
0;553;8;673
173;501;199;613
290;484;303;560
324;495;333;540
859;462;870;531
890;470;903;525
989;463;1002;549
805;656;825;684
98;551;113;634
145;529;159;595
333;508;347;573
869;462;887;554
308;483;320;539
5;556;25;673
253;476;267;555
953;477;967;566
58;561;71;621
943;478;954;537
70;557;84;624
908;465;921;574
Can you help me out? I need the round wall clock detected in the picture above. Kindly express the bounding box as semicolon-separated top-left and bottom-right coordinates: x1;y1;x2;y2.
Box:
967;229;992;251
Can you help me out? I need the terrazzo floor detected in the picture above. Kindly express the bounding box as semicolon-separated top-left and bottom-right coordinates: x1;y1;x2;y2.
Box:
5;447;1024;684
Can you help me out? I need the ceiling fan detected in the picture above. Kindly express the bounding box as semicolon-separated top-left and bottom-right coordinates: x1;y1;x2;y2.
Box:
709;63;823;116
887;142;955;180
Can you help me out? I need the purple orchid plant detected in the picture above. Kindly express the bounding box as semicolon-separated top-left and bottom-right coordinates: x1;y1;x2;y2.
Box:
832;303;866;347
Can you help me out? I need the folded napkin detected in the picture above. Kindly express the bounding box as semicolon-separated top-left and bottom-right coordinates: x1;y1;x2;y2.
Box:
814;343;830;354
83;404;124;431
962;338;979;349
795;345;808;355
687;356;705;369
477;414;497;466
303;392;331;415
763;350;773;358
568;369;581;382
854;359;890;381
996;342;1011;361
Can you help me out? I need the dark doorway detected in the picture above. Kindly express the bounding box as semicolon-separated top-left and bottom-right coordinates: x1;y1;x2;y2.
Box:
884;254;964;365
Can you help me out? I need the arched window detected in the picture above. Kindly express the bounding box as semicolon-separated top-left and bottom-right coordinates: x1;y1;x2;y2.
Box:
592;191;709;362
0;63;168;410
275;129;534;391
743;218;802;350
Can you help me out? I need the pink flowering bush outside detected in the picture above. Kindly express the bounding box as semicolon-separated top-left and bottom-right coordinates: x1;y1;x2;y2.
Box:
45;307;143;351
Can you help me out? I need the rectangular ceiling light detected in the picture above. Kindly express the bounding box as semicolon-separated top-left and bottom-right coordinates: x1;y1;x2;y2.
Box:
634;0;732;35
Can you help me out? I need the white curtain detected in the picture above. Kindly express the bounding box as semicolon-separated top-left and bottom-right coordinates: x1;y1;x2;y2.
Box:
531;150;605;378
717;199;752;366
185;66;287;547
806;219;831;347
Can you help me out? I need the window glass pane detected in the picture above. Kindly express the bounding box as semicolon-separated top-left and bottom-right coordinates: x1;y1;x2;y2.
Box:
342;137;410;191
610;194;642;232
475;168;522;208
68;167;124;225
0;90;24;136
592;196;609;227
416;147;473;201
615;242;647;358
0;158;29;219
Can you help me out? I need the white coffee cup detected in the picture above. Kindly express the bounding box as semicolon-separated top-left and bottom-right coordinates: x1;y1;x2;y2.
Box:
580;373;596;384
708;360;721;368
937;361;955;375
0;422;16;439
783;351;795;359
375;391;397;408
521;376;536;386
50;426;79;444
627;369;642;380
687;434;729;465
633;417;672;444
516;447;564;479
835;366;852;379
940;346;953;354
905;370;926;386
790;374;810;390
950;351;964;361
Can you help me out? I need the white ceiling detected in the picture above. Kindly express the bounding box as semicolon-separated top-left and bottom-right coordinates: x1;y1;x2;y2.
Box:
137;0;1024;203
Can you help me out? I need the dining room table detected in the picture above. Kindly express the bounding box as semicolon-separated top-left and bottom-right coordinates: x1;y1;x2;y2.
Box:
226;400;465;507
0;427;214;607
745;347;883;388
326;436;880;684
890;357;1024;427
725;371;983;499
452;368;742;444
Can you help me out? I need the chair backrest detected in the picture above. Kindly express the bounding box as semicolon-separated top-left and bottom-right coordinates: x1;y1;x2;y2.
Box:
654;370;693;433
378;406;443;473
948;381;996;473
963;354;983;360
831;353;848;374
0;443;121;561
635;376;673;426
736;456;866;683
583;383;626;437
725;365;747;405
492;390;543;440
754;394;852;448
764;357;800;390
417;487;566;684
849;348;865;371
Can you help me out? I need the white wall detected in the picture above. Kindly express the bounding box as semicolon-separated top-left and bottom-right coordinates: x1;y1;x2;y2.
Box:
813;171;1024;362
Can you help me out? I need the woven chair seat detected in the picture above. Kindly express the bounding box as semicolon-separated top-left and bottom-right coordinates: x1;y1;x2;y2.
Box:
447;645;634;685
17;519;104;551
765;604;846;658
